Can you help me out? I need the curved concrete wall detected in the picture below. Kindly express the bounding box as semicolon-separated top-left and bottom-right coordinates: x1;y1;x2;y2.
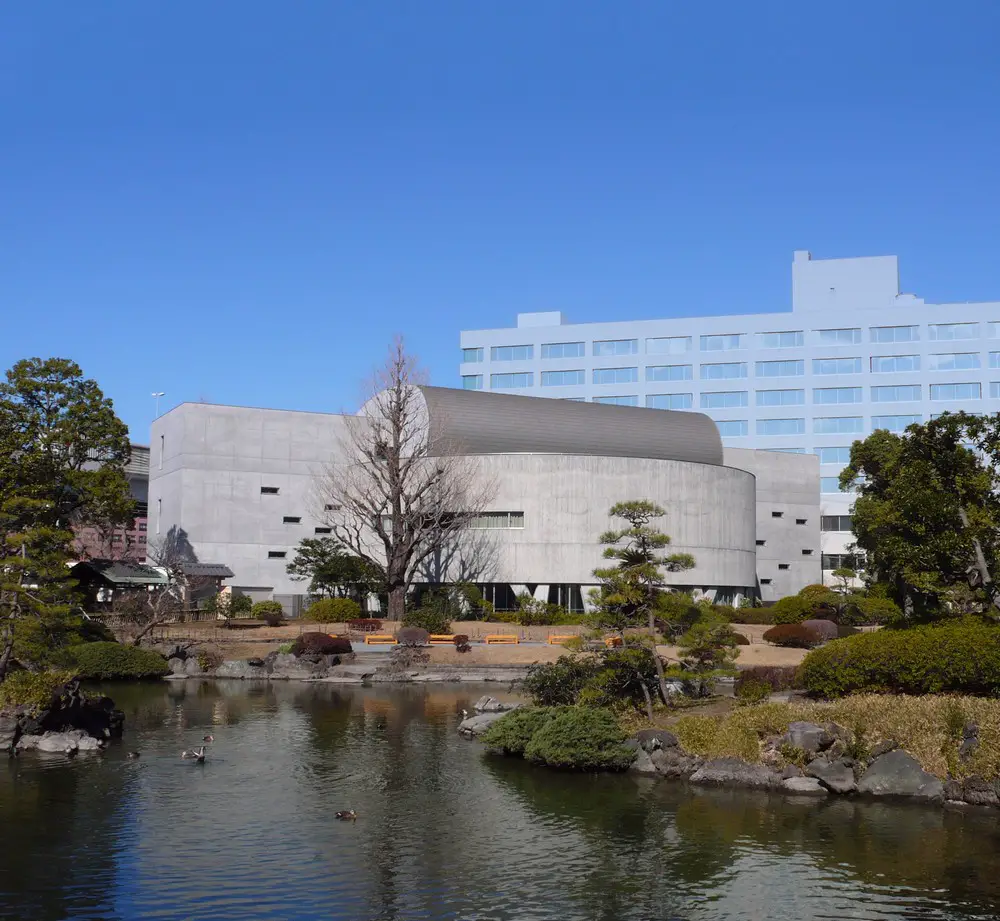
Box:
415;386;724;467
437;453;757;592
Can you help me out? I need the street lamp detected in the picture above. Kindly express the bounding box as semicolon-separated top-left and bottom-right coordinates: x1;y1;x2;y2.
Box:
152;392;165;417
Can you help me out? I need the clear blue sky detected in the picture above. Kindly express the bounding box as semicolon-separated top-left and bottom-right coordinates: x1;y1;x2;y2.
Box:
3;2;999;440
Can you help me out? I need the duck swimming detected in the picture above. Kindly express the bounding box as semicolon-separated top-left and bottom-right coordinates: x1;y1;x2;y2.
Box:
181;746;206;763
203;735;214;742
335;810;357;821
126;751;141;760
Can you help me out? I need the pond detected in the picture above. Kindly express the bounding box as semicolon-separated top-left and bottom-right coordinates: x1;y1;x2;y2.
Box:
1;681;999;921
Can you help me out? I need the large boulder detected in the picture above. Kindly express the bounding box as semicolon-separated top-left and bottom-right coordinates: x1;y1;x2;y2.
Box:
780;722;834;756
20;730;103;754
857;750;944;800
168;657;187;676
955;776;1000;807
628;747;659;775
183;657;204;676
634;729;679;752
0;715;17;750
458;708;520;737
690;758;783;790
268;653;325;680
474;696;518;713
650;746;702;778
782;776;827;795
214;659;269;680
806;756;857;794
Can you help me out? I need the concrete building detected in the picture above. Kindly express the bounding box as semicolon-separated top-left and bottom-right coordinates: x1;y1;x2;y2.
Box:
148;387;819;613
460;251;1000;580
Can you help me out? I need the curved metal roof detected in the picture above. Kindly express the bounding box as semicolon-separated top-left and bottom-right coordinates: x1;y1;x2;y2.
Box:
415;386;723;466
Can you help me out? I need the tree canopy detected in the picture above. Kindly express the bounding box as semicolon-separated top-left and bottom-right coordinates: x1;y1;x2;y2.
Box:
286;536;385;606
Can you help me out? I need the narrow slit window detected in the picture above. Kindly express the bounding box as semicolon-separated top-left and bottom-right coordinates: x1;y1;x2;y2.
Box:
267;550;287;559
315;527;332;534
796;518;807;525
283;516;302;524
771;511;784;519
778;563;790;571
756;539;766;546
802;549;814;556
261;486;279;495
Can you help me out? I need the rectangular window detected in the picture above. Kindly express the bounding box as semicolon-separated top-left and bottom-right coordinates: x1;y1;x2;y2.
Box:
462;347;483;362
820;477;844;493
929;323;979;341
462;374;483;390
871;354;920;373
813;357;862;375
490;372;533;389
823;554;863;571
314;527;332;534
756;389;804;407
138;522;148;532
796;518;807;526
992;353;1000;369
987;322;1000;339
701;362;748;380
593;367;638;385
646;364;692;382
159;434;164;470
593;339;638;356
469;511;525;529
111;535;122;544
992;382;1000;399
716;420;748;437
267;551;287;559
815;446;852;465
261;486;279;495
282;516;301;524
756;359;804;378
814;416;863;434
778;564;790;571
593;395;638;406
817;328;862;345
700;333;745;351
756;331;804;349
821;515;853;532
756;539;766;546
491;344;533;361
928;352;981;371
700;391;748;409
541;369;585;387
325;504;342;512
870;325;919;343
760;578;772;585
756;418;806;436
871;384;921;402
541;341;585;359
930;382;982;401
772;511;784;518
647;393;693;410
813;387;863;405
646;336;691;354
872;414;922;432
802;549;814;556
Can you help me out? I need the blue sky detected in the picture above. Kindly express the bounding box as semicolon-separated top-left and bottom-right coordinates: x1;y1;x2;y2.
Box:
3;2;999;439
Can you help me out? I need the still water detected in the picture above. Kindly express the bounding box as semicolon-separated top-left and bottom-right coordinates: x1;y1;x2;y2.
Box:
2;681;999;921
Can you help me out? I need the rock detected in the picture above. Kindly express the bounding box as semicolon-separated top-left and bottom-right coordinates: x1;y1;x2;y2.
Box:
168;657;187;676
268;653;325;680
0;715;17;750
26;730;103;754
869;739;898;760
782;776;827;795
458;710;516;737
650;747;702;778
780;764;803;779
214;659;269;680
473;696;516;713
689;758;783;790
635;729;679;752
183;657;204;676
857;750;944;800
628;747;658;775
806;756;857;794
781;722;834;756
958;776;1000;807
959;737;979;762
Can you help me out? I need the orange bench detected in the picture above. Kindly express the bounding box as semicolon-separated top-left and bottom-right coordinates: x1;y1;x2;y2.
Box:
484;634;519;645
428;634;457;644
603;635;623;648
365;634;398;645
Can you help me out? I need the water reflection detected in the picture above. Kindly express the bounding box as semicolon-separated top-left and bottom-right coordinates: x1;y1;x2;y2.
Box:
0;681;997;921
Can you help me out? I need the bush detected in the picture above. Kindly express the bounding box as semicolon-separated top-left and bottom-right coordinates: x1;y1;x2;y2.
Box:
69;643;170;680
837;624;861;639
397;627;429;647
480;707;560;756
402;606;452;636
726;607;774;625
801;619;839;642
0;670;75;711
347;618;383;633
577;646;660;713
251;601;285;626
762;624;823;649
736;665;800;692
732;632;750;646
453;634;471;653
277;641;295;654
769;595;809;625
196;649;223;671
497;593;586;626
303;598;361;623
524;707;634;772
230;594;254;617
735;678;772;706
522;655;602;706
798;619;1000;698
290;633;353;657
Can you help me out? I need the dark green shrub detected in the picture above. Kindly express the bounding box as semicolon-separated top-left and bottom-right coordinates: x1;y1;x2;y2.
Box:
303;598;361;623
397;627;429;647
69;643;170;680
402;606;452;636
762;624;823;649
837;624;861;639
769;596;809;625
733;632;750;646
522;655;601;706
727;607;774;625
0;670;75;711
524;707;634;772
734;678;771;706
230;594;254;617
736;665;799;692
290;633;353;656
480;707;561;756
578;646;660;712
252;600;285;626
798;619;1000;698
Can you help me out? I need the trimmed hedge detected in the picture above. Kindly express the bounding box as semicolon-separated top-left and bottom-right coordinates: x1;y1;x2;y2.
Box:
762;624;823;649
252;600;285;626
770;596;810;625
69;643;170;680
480;707;561;757
798;620;1000;698
290;633;353;656
303;598;361;623
801;619;839;642
397;627;429;647
726;608;774;625
524;707;634;772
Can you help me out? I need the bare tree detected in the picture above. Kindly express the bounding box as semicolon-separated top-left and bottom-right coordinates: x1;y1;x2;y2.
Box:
316;338;496;620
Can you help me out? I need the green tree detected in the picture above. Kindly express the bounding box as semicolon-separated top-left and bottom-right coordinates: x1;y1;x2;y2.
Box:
286;537;384;608
842;413;1000;619
0;358;132;678
590;500;695;705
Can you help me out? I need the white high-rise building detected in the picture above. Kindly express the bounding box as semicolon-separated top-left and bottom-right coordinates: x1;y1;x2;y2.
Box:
459;251;1000;581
